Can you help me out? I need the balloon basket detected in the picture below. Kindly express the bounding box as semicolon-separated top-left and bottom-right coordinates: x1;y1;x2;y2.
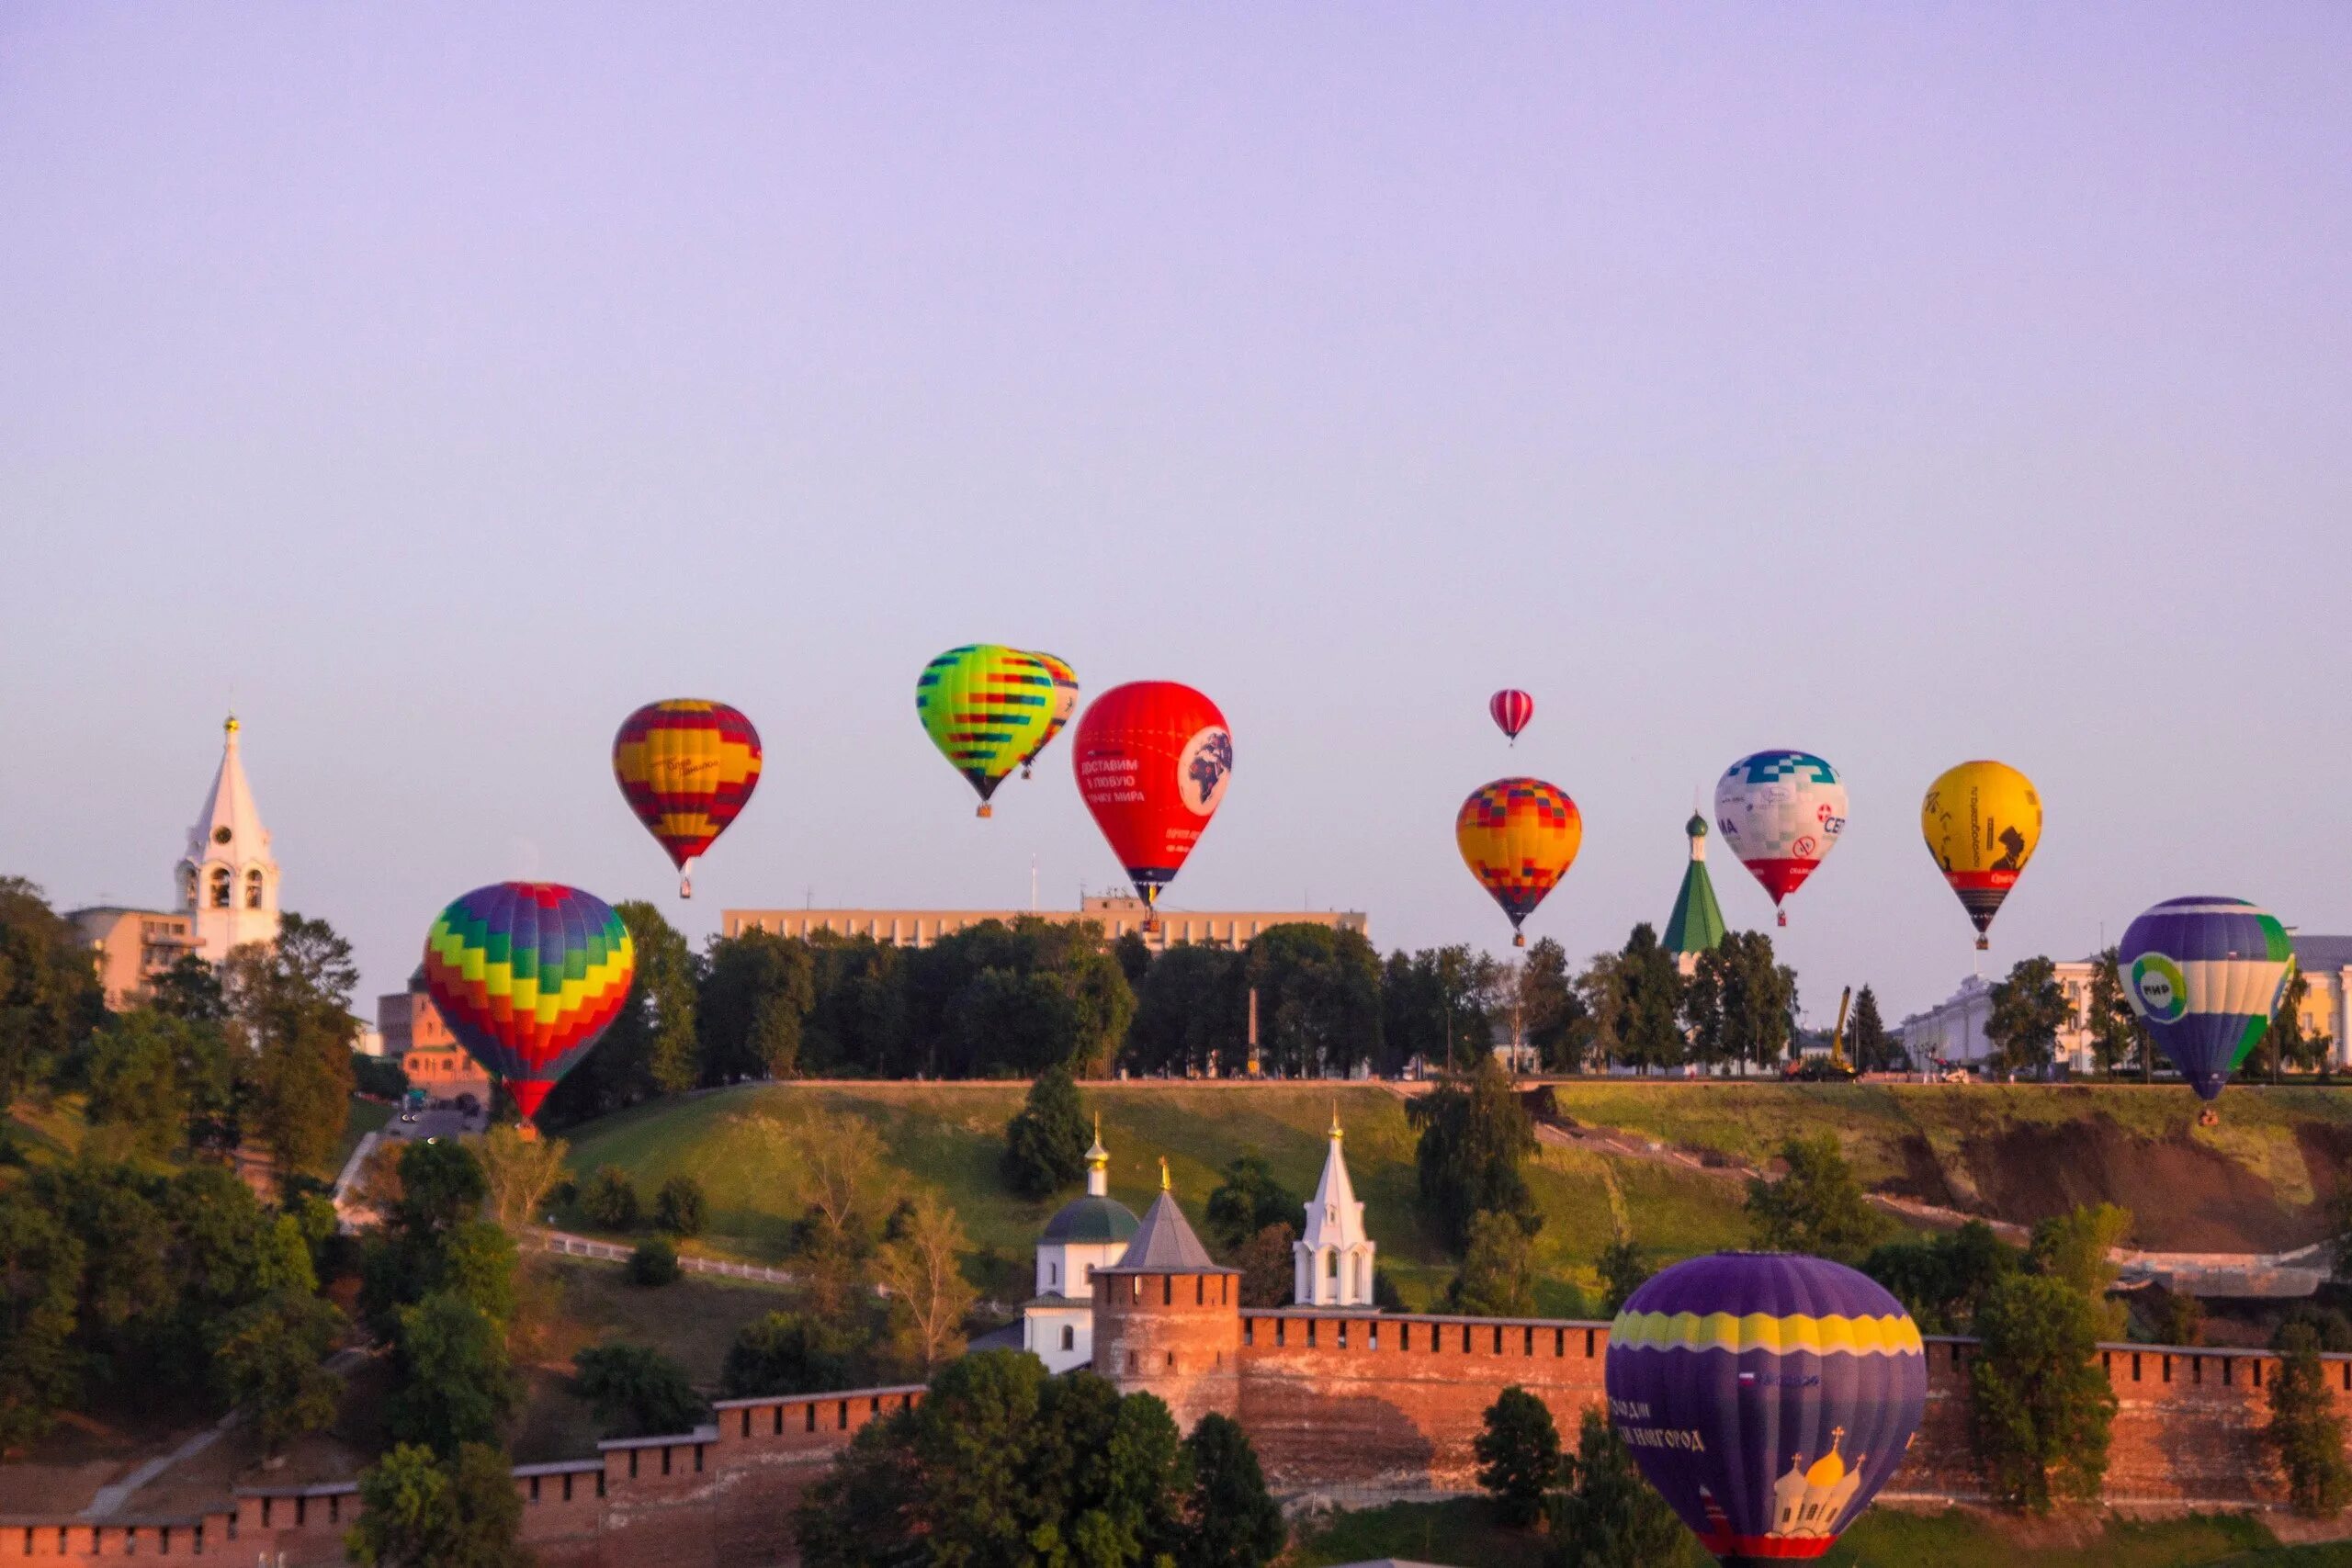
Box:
516;1122;540;1144
679;876;694;899
2199;1107;2220;1129
977;803;992;819
1777;910;1788;928
1512;932;1526;948
1974;936;1987;952
1021;765;1034;779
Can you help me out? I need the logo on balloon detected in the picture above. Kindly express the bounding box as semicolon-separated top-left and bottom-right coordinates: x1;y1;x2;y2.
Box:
1177;727;1232;817
2131;953;2188;1021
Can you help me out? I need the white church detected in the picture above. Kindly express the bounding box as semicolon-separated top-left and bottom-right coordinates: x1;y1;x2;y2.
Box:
1021;1109;1375;1374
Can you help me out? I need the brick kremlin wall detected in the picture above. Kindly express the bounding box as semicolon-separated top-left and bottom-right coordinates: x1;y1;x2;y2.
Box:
8;1305;2350;1565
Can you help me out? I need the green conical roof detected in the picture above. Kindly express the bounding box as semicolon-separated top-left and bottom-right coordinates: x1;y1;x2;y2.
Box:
1664;830;1726;959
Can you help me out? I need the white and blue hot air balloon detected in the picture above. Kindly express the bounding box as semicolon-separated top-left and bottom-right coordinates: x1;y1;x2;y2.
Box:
2118;897;2293;1103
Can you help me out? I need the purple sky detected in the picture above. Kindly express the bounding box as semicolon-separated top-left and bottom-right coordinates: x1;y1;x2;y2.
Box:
6;6;2348;1022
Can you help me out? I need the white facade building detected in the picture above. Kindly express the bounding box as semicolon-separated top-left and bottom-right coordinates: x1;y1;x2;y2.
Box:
1294;1109;1377;1308
177;716;279;964
1021;1119;1139;1373
1898;938;2352;1074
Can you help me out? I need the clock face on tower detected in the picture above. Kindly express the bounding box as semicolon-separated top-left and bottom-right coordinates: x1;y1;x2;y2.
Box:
212;826;232;845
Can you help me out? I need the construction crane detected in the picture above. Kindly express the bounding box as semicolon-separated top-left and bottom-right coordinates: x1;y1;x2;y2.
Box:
1829;986;1853;1073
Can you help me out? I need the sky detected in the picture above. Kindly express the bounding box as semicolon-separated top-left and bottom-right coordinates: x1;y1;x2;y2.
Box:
4;5;2349;1023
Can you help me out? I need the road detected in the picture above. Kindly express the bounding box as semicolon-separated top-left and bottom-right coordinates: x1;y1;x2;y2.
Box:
378;1101;486;1144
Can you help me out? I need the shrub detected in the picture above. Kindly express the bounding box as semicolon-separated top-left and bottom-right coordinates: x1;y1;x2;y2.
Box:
582;1166;640;1231
628;1236;681;1287
723;1311;859;1398
654;1175;708;1237
572;1344;707;1439
1475;1385;1560;1528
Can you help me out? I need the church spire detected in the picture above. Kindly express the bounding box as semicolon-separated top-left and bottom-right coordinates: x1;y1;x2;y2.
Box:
1294;1109;1375;1307
1086;1113;1110;1197
1663;810;1725;976
180;714;280;964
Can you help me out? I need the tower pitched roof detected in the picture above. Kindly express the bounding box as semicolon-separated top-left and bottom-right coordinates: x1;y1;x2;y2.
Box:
186;715;272;865
1663;814;1725;959
1299;1108;1368;1253
1099;1168;1237;1275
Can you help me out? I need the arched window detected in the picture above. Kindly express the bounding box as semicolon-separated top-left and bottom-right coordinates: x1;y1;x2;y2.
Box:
1355;1253;1368;1299
1048;1261;1058;1290
244;869;265;909
178;864;198;908
1060;1325;1075;1352
1327;1248;1339;1280
209;867;232;908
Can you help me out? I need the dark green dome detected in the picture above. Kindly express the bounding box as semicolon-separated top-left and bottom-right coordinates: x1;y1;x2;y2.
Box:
1686;812;1709;838
1041;1194;1140;1247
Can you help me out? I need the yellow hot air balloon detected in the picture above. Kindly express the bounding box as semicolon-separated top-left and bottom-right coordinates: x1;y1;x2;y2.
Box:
1456;777;1583;948
1920;761;2041;951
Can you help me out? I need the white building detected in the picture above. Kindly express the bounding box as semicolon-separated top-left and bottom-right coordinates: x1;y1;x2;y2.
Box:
176;716;279;964
1293;1109;1377;1308
1898;937;2352;1074
1021;1119;1140;1373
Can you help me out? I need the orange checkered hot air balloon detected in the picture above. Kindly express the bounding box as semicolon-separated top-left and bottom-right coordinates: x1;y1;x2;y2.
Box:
1457;777;1583;947
613;700;763;897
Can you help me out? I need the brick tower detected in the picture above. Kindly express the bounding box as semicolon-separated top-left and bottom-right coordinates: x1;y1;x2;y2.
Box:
1091;1159;1242;1430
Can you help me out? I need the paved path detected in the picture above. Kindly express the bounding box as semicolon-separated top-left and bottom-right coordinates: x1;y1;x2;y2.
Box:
81;1348;372;1520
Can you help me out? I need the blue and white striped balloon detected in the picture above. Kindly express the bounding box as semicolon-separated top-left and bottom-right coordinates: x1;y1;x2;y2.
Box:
2118;897;2292;1101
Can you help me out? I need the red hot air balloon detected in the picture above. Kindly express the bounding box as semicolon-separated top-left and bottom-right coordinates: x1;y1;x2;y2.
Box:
1072;682;1231;929
1489;689;1534;746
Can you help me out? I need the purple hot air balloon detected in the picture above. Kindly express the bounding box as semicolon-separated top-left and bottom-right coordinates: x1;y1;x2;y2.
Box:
2118;896;2293;1104
1605;1253;1927;1567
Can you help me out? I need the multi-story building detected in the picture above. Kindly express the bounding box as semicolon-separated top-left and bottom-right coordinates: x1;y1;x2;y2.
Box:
379;968;492;1104
1898;934;2352;1073
65;906;200;1009
723;893;1366;952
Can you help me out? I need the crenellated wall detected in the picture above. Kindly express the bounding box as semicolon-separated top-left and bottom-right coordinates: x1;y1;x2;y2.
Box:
7;1306;2349;1565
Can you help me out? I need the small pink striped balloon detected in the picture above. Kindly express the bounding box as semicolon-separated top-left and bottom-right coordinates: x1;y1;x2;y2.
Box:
1488;689;1534;745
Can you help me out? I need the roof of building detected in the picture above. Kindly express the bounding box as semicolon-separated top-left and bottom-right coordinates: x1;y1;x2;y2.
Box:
1663;818;1726;957
1098;1179;1238;1275
1040;1193;1141;1247
1299;1109;1369;1254
2293;935;2352;972
185;715;273;867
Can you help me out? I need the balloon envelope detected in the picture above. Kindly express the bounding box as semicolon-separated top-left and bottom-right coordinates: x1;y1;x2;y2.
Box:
1071;681;1231;911
422;883;635;1122
916;644;1057;814
1455;777;1581;944
1920;761;2039;948
1715;751;1847;920
2119;897;2292;1101
1018;651;1081;777
612;700;763;894
1488;689;1534;743
1607;1253;1926;1567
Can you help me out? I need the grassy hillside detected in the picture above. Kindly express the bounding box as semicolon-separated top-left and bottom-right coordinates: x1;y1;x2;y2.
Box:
557;1080;2352;1310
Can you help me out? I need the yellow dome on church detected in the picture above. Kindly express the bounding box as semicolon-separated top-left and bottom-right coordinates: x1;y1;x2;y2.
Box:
1804;1446;1847;1488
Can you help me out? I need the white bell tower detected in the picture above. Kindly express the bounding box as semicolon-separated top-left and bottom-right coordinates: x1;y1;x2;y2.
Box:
1295;1106;1376;1307
178;715;280;964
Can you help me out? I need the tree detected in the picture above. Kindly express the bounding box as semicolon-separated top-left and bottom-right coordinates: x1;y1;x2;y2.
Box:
2085;949;2143;1076
697;928;817;1084
2268;1323;2352;1517
1547;1408;1686;1568
1233;1223;1298;1309
222;912;359;1180
1518;938;1589;1073
0;1190;84;1453
614;901;701;1100
79;1010;196;1159
1846;986;1899;1072
580;1167;640;1231
346;1441;530;1568
628;1237;681;1287
0;878;106;1119
1445;1209;1536;1318
1240;923;1383;1077
1409;1054;1540;1250
2026;1202;2131;1339
1745;1134;1891;1265
1717;931;1798;1071
476;1125;568;1232
572;1344;707;1438
1382;946;1499;1073
397;1137;490;1236
723;1311;860;1397
654;1175;708;1237
386;1291;522;1456
1205;1154;1298;1254
1861;1220;2018;1335
1970;1272;2116;1511
1475;1385;1561;1527
2330;1188;2352;1284
1598;1238;1656;1316
2267;965;2333;1077
216;1288;344;1456
1613;925;1684;1074
874;1193;975;1370
1125;942;1241;1077
2132;1284;2202;1348
1176;1411;1284;1568
1001;1066;1091;1201
1984;956;2068;1077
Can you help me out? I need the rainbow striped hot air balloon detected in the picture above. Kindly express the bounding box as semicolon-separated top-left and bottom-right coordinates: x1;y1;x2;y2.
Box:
2120;896;2293;1104
1456;777;1582;947
1018;651;1080;779
613;700;763;897
1607;1253;1927;1567
422;883;635;1124
916;644;1057;817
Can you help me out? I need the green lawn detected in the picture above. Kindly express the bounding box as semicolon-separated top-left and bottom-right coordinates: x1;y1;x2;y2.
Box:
1284;1499;2352;1568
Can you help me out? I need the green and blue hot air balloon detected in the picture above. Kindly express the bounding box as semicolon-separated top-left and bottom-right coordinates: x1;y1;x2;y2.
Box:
2119;896;2293;1102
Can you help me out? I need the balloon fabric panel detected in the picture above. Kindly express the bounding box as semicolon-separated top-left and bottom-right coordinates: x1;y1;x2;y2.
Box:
613;700;763;872
917;645;1057;807
423;882;635;1121
2119;897;2292;1101
1455;778;1582;937
1072;681;1232;908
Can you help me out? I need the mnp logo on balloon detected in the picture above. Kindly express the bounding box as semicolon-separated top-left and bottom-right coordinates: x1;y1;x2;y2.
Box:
2129;954;2188;1021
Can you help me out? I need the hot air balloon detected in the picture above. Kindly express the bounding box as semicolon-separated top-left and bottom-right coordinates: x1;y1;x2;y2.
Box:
422;883;635;1126
612;700;763;897
1607;1252;1927;1567
1920;761;2041;951
2120;897;2292;1105
1071;681;1231;927
1018;651;1080;779
1715;751;1847;926
916;645;1057;817
1488;689;1534;746
1456;778;1581;947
